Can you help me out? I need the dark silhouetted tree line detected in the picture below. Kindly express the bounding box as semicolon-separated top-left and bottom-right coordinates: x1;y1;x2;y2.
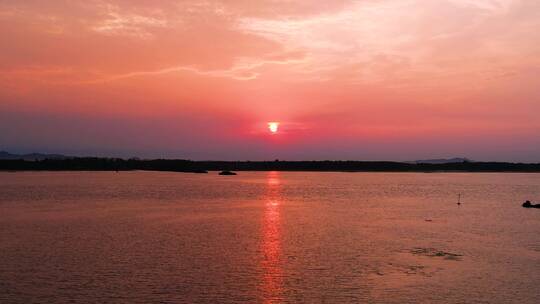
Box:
1;158;540;172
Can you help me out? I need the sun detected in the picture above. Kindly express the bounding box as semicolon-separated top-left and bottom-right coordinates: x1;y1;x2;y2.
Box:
268;122;279;134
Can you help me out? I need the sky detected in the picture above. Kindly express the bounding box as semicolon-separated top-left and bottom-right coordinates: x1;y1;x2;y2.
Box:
1;0;539;161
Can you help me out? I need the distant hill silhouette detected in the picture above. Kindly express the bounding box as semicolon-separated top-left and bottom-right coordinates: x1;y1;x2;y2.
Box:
0;151;69;161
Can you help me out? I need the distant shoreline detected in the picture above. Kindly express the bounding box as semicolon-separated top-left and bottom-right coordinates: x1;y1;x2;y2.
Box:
2;158;540;173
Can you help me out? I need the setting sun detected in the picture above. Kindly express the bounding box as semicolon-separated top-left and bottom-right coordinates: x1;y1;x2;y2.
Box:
268;122;280;134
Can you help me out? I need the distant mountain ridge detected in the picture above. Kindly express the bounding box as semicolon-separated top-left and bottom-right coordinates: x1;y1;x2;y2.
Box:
0;151;69;161
412;157;472;164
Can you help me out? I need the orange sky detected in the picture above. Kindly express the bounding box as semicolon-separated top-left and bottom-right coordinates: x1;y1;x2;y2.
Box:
1;0;539;161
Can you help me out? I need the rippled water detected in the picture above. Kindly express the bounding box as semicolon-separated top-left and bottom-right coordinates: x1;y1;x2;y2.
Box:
1;171;539;303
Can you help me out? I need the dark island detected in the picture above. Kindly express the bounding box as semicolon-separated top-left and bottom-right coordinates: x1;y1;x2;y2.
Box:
219;170;237;175
1;158;540;173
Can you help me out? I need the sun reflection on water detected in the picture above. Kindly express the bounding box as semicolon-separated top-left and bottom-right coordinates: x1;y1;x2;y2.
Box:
260;171;283;303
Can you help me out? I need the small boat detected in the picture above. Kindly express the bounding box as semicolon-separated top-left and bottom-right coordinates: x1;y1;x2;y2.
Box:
219;170;237;175
522;201;540;208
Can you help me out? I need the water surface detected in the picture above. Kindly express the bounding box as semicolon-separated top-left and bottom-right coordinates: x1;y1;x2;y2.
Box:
1;171;539;303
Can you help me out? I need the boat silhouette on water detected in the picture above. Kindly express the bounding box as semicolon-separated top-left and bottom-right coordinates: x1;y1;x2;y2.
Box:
522;201;540;208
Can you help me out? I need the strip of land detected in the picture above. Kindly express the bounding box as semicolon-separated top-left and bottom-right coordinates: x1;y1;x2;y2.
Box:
1;158;540;172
